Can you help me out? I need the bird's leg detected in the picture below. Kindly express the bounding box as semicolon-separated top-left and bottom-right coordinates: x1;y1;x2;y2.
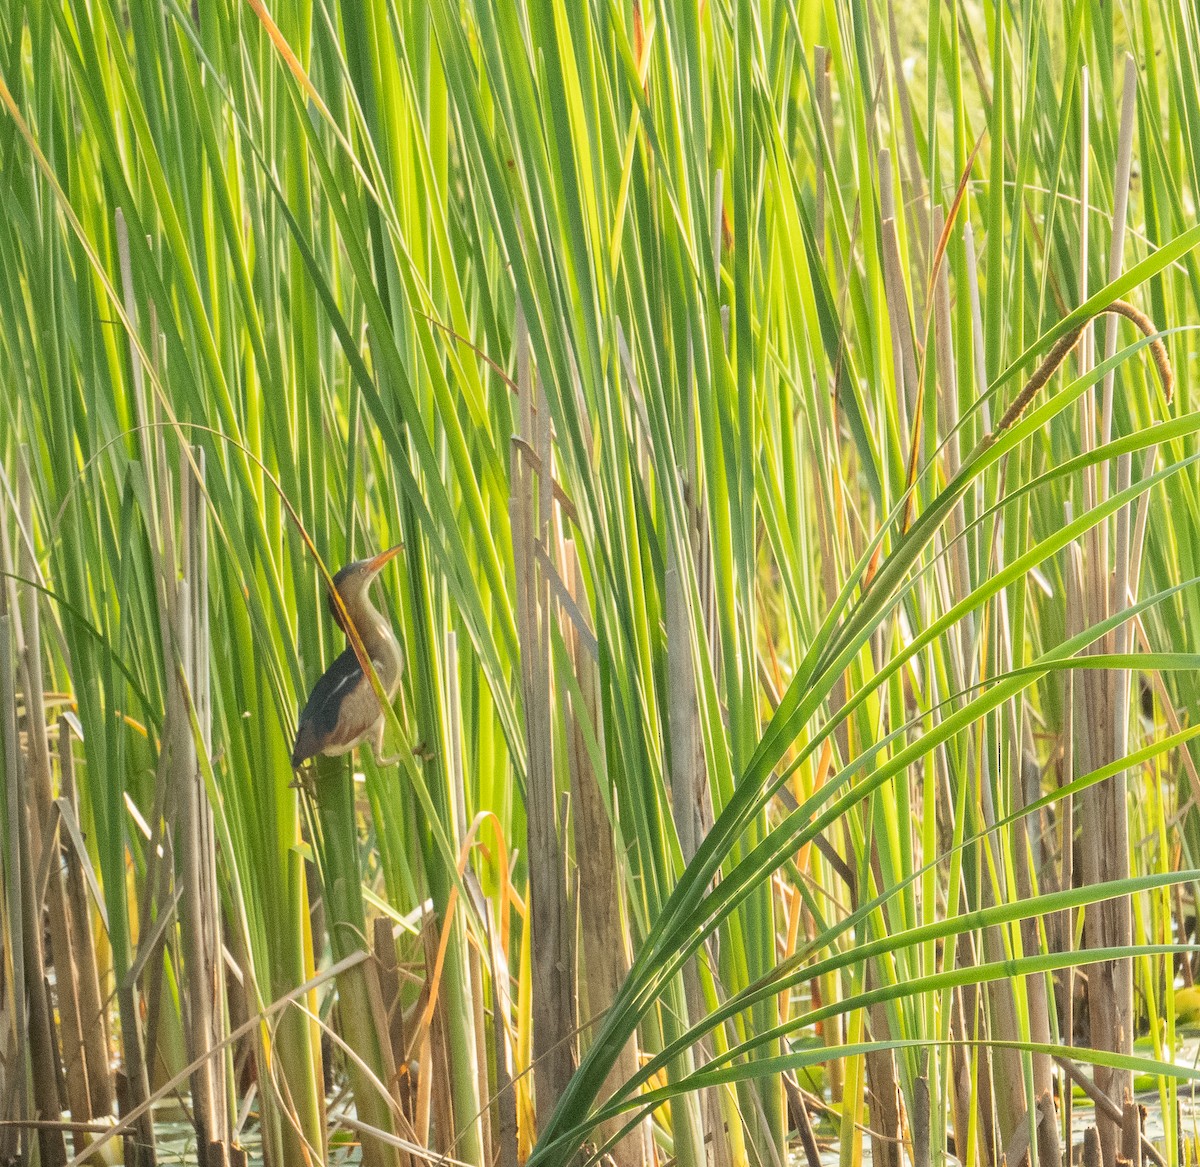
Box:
371;717;402;767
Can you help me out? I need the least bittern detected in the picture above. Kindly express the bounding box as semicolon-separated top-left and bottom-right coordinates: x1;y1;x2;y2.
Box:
291;546;403;770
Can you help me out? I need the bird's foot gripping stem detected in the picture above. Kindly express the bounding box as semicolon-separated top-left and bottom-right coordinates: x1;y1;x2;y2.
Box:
289;765;318;797
373;739;430;767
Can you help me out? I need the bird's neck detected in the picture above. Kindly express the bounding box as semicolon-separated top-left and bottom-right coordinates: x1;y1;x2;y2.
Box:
348;600;402;693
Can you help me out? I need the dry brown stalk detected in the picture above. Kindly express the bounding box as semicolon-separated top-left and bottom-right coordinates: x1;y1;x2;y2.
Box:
992;300;1173;439
510;304;577;1130
10;462;67;1167
58;716;116;1126
563;539;650;1167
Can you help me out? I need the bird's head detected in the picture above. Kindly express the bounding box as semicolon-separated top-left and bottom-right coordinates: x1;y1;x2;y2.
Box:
327;544;403;631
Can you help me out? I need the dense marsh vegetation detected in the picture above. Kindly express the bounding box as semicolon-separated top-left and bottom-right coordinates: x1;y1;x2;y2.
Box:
3;1;1200;1166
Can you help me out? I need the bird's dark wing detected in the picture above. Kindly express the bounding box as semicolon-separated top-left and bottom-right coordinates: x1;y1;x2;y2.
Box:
291;648;365;767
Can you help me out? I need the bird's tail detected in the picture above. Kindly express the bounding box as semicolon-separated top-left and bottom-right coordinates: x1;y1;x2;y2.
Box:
291;726;317;769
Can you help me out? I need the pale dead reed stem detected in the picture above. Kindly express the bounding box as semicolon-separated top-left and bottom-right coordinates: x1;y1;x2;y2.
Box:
0;610;27;1167
814;48;828;259
20;463;93;1155
881;212;914;447
511;302;577;1129
932;204;971;690
886;0;929;292
58;716;116;1122
1100;56;1140;455
14;459;68;1167
1079;67;1094;421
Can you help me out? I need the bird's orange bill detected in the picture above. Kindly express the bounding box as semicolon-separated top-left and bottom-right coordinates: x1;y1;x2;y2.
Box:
367;544;404;573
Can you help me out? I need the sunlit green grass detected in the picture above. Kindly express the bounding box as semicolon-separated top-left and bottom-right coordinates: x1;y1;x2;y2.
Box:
3;2;1200;1167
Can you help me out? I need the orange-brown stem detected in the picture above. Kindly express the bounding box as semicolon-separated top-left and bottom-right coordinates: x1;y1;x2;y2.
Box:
995;299;1173;437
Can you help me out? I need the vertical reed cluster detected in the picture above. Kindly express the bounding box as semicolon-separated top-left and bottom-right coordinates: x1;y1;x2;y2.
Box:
3;5;1200;1167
